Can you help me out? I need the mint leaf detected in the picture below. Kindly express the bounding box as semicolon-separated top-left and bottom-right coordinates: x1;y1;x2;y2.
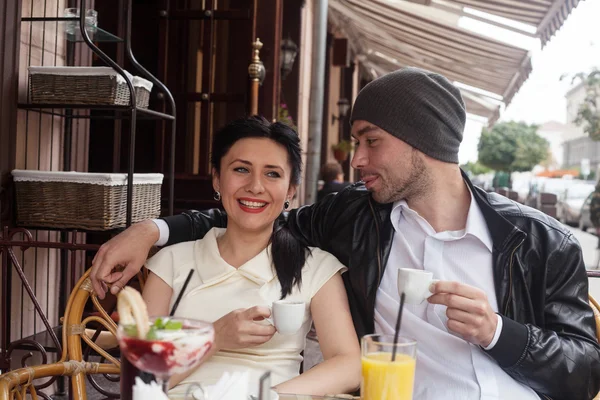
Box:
153;318;164;329
164;320;183;330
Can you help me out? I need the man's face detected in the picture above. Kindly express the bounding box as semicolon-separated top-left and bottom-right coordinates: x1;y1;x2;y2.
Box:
351;120;430;203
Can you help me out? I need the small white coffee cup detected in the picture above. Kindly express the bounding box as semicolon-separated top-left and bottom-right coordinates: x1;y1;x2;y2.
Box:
397;268;439;305
267;300;305;335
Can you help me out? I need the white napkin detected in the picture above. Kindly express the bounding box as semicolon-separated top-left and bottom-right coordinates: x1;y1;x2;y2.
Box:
132;377;170;400
193;371;249;400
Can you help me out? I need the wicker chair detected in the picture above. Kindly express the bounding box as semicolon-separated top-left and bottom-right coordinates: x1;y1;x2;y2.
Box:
589;294;600;400
589;271;600;400
0;269;121;400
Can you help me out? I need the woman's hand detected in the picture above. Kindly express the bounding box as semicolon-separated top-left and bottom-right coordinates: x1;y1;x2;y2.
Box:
213;306;276;351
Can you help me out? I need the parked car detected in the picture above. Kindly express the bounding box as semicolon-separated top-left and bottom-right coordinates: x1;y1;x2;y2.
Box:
511;178;531;204
579;193;594;233
540;178;572;197
557;183;595;225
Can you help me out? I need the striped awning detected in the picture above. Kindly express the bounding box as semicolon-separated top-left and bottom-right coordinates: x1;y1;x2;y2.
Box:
428;0;582;47
461;89;502;125
329;0;532;123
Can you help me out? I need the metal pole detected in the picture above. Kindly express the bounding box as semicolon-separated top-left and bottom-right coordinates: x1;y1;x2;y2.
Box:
304;0;328;204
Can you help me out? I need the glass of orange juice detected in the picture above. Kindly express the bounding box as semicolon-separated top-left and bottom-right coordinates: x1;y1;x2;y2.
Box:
361;334;417;400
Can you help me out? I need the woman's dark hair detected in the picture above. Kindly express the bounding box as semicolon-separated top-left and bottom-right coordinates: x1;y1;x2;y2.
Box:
211;115;309;298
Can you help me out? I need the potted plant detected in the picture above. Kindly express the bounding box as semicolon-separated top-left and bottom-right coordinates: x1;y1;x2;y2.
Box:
331;140;354;162
277;102;297;131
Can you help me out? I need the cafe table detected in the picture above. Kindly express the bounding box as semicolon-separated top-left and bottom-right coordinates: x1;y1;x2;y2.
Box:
169;392;358;399
278;395;357;399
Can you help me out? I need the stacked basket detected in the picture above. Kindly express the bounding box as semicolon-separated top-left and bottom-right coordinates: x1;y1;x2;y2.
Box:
12;170;163;230
28;66;153;108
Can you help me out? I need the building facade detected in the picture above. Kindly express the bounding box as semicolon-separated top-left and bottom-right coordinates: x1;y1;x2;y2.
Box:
562;81;600;173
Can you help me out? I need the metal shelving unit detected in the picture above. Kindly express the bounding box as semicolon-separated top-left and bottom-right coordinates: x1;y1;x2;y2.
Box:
0;2;177;396
19;0;177;223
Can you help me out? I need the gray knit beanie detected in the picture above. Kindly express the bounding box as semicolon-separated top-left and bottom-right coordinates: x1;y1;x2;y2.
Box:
350;67;466;164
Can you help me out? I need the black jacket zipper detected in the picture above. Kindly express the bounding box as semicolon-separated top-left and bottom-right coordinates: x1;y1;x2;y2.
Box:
503;236;525;315
368;198;382;285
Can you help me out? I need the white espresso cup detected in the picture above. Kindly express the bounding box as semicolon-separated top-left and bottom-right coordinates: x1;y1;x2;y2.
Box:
397;268;439;305
267;300;305;335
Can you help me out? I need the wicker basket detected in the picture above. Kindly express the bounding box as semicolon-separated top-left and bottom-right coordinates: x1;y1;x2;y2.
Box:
12;170;163;231
28;67;153;108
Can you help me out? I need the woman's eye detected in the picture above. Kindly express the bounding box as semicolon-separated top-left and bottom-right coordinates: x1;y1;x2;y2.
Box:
266;171;281;178
367;139;377;145
234;167;249;173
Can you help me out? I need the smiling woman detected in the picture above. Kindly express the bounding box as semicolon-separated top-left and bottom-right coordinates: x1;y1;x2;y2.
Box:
210;116;305;297
139;116;361;397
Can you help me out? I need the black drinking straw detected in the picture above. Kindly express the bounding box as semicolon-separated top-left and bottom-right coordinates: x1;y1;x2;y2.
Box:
391;292;406;361
169;269;194;316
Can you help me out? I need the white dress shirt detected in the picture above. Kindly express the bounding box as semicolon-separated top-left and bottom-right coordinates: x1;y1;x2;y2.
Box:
147;228;346;396
374;189;538;399
153;218;170;246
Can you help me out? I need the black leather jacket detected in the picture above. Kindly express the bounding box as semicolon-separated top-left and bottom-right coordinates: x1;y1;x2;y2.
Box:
162;176;600;400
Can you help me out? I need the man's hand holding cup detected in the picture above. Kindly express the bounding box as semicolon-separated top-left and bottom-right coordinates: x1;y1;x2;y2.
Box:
427;281;498;348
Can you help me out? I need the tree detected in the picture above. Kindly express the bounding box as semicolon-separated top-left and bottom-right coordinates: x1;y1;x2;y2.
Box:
562;68;600;140
512;127;551;172
460;161;491;176
478;121;549;186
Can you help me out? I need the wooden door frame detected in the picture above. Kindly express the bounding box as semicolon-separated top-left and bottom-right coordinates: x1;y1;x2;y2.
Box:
340;61;355;179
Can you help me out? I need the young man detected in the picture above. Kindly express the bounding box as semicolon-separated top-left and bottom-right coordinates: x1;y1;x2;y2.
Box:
91;67;600;399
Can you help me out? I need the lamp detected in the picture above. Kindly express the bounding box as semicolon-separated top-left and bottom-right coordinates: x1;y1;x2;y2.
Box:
248;38;266;85
280;36;298;80
332;98;350;124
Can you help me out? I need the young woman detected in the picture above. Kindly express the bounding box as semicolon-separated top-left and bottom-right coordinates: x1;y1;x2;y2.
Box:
142;116;360;397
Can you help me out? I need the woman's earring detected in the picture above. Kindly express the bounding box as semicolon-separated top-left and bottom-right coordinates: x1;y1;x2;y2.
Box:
213;191;221;201
284;199;290;209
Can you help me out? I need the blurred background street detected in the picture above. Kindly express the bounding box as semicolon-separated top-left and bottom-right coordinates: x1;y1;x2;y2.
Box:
568;226;600;299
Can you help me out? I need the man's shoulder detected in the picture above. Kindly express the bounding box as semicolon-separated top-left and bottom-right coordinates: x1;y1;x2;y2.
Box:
332;181;352;191
333;181;370;201
485;191;574;242
313;181;369;206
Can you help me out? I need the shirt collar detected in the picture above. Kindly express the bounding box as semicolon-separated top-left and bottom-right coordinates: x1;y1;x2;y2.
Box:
464;186;494;252
390;186;493;251
390;199;410;233
194;228;277;286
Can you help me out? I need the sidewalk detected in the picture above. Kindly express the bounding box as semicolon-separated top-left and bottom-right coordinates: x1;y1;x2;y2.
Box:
569;227;599;269
568;226;600;300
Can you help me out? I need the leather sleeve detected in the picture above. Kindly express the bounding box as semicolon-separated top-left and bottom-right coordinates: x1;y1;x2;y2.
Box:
161;209;228;245
487;236;600;400
160;189;347;247
285;191;347;249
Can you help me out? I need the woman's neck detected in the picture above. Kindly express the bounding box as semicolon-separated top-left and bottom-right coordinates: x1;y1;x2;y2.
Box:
216;224;273;268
